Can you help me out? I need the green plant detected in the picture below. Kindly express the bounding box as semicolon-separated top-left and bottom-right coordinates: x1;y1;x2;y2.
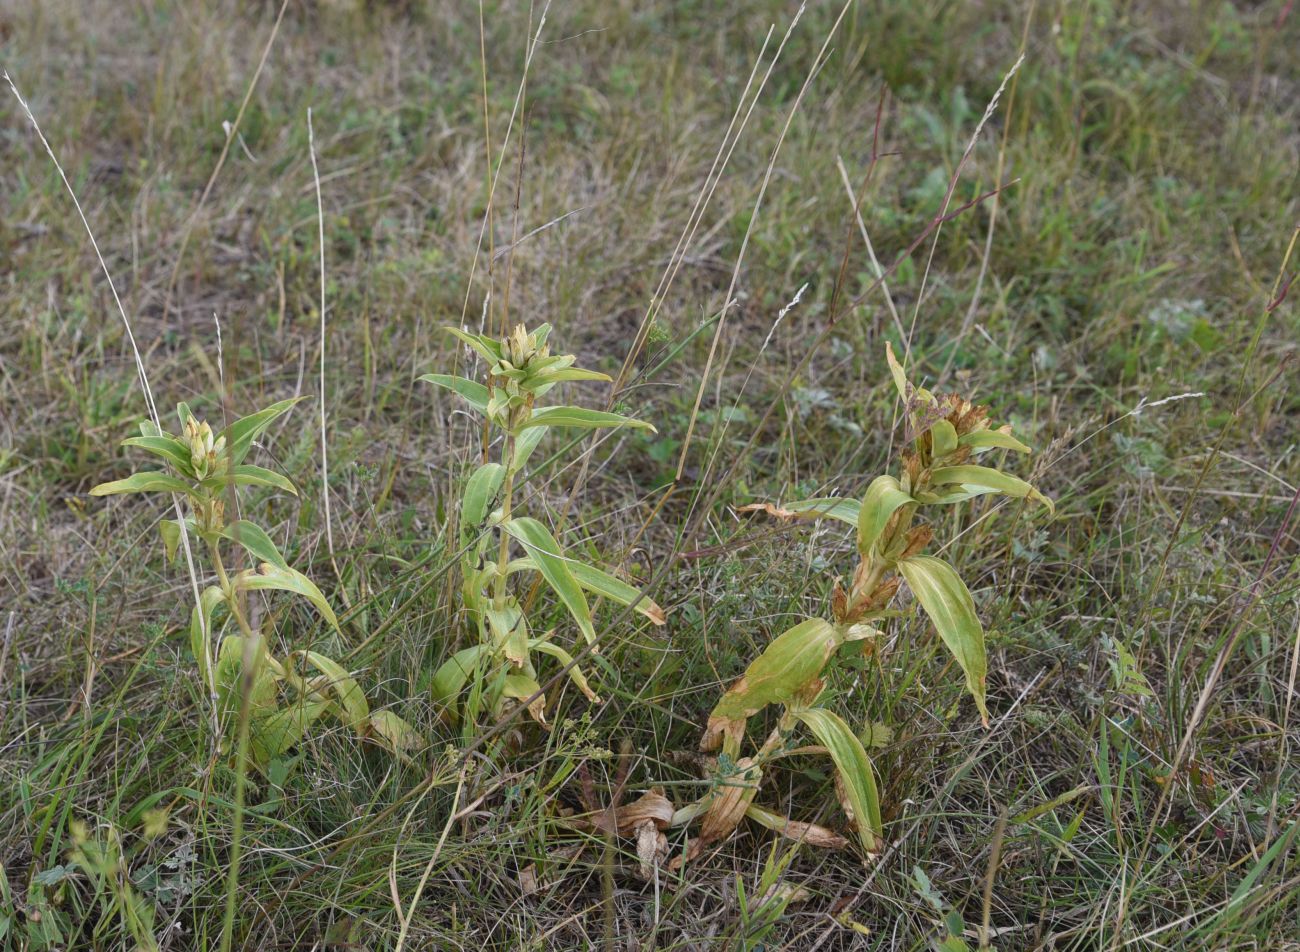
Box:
89;401;418;767
66;820;160;952
421;322;664;730
678;344;1052;859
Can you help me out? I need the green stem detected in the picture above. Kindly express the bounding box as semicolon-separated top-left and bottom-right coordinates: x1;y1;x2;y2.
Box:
492;429;516;609
208;533;255;952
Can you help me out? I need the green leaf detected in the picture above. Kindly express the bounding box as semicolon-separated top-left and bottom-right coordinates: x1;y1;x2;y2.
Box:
202;464;298;496
290;650;369;730
486;600;528;667
121;435;194;474
706;618;841;739
190;585;227;687
503;672;546;723
214;635;278;724
753;497;861;527
219;521;288;569
431;646;488;720
522;406;655;433
236;563;339;630
897;556;988;724
503;517;596;645
90;471;194;497
512;426;548;471
529;638;601;703
958;429;1031;454
251;699;328;765
160;519;183;564
443;326;504;364
914;486;998;505
367;710;423;754
856;475;915;555
535;367;612;384
930;419;958;457
885;341;910;403
418;373;490;414
222;397;302;466
566;561;666;625
460;463;505;546
793;708;882;854
929;464;1052;512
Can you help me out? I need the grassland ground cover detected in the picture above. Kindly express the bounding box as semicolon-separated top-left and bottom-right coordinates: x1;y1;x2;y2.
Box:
1;0;1299;948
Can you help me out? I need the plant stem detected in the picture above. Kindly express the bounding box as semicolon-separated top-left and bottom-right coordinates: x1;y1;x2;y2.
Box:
492;429;516;609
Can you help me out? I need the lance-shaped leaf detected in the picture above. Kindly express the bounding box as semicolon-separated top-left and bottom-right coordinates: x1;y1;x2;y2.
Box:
897;556;988;724
90;471;194;497
929;464;1053;513
502;673;547;724
885;341;910;403
566;561;666;625
251;699;328;766
288;650;369;730
529;638;601;703
959;429;1031;454
522;405;655;432
460;462;505;546
702;618;841;753
914;486;998;506
739;497;861;528
202;464;297;496
221;397;302;466
431;645;487;720
366;710;423;754
503;517;596;645
512;426;548;472
699;758;763;845
214;635;278;724
856;475;915;555
443;326;504;364
121;434;194;474
219;520;288;569
486;601;528;667
419;373;490;414
160;518;189;564
930;419;958;458
744;803;848;849
190;585;227;687
793;708;882;853
236;562;339;631
535;367;612;384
